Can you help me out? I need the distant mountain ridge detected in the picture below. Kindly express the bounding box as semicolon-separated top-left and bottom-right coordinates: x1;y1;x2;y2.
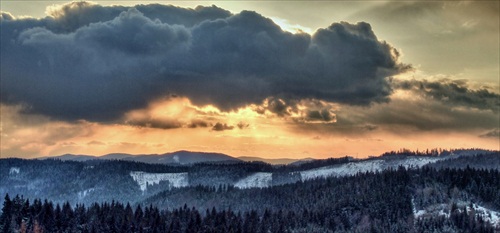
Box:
44;149;496;165
45;151;315;165
47;150;243;165
237;156;315;165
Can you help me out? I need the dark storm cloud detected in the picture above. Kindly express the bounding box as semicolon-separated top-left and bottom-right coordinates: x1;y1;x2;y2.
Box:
333;89;499;132
394;79;500;111
293;97;499;135
289;77;499;134
1;2;408;121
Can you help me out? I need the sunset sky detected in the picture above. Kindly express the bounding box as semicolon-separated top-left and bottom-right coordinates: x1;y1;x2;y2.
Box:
1;1;499;159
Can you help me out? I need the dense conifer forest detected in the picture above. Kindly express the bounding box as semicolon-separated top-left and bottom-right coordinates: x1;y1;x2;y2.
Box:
1;166;499;233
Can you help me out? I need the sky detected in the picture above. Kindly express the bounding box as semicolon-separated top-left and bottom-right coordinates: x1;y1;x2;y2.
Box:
0;1;499;159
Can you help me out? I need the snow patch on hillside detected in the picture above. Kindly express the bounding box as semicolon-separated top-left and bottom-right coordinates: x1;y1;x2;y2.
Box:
235;172;272;189
130;171;188;191
419;204;450;218
391;157;442;168
78;188;95;199
300;156;446;181
9;167;20;175
413;201;500;227
470;204;500;227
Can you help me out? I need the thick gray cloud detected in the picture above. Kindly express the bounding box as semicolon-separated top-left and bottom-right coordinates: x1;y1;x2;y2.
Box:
288;77;499;134
293;97;499;136
1;2;408;121
332;78;500;132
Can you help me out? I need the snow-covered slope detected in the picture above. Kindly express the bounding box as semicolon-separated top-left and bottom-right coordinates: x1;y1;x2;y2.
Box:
388;156;442;168
234;172;272;189
234;156;447;188
300;156;444;181
229;152;496;189
300;160;383;180
130;171;188;191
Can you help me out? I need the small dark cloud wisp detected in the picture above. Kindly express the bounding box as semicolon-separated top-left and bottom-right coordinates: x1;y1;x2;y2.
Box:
479;129;500;139
212;122;234;131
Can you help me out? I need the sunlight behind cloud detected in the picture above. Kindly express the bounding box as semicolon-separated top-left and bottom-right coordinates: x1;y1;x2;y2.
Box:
269;17;313;34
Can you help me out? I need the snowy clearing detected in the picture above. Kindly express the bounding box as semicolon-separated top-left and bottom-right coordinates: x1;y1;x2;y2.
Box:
130;171;188;191
412;201;500;227
470;204;500;227
391;156;442;168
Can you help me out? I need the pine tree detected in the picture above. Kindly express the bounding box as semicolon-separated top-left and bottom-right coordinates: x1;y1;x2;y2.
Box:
0;194;13;233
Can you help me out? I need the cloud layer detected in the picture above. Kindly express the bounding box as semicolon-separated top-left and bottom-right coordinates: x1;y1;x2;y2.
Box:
394;79;499;111
1;1;408;121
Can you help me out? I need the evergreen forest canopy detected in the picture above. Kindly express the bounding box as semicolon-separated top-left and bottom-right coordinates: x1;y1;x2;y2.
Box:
0;149;499;232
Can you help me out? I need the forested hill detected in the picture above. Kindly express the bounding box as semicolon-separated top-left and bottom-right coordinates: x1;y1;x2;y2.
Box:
1;167;499;232
0;150;499;232
0;150;498;206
